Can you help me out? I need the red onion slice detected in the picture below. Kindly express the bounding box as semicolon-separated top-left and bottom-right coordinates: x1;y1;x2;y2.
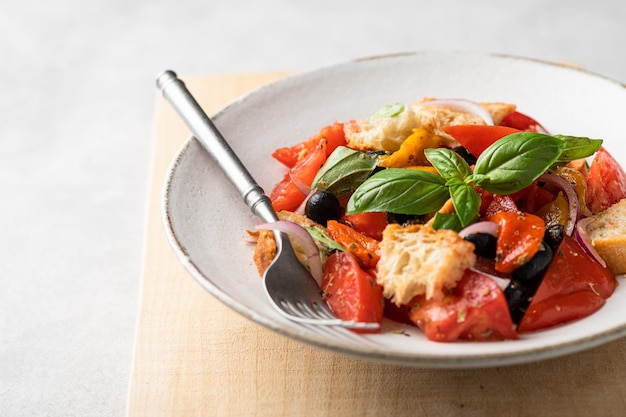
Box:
458;221;499;238
538;173;580;236
574;217;608;268
255;220;323;286
417;98;495;126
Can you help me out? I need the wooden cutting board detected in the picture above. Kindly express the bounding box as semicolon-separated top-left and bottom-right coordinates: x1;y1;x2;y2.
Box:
126;73;626;417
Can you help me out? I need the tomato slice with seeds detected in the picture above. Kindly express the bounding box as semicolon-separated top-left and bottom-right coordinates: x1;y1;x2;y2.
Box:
407;269;517;342
518;235;617;332
272;122;346;168
586;147;626;214
322;251;384;333
484;194;518;219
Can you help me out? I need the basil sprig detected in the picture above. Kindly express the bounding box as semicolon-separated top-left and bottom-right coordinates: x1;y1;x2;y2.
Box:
311;146;378;196
304;225;346;253
346;132;581;228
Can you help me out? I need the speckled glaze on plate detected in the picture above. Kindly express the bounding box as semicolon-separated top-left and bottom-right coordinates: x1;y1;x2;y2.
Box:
162;51;626;368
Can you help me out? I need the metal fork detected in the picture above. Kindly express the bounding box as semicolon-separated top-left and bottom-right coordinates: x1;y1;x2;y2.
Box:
156;70;379;330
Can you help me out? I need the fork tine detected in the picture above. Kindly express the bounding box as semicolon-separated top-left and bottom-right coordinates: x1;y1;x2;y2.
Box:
300;321;383;349
298;300;331;320
311;301;337;320
276;298;380;330
278;299;338;325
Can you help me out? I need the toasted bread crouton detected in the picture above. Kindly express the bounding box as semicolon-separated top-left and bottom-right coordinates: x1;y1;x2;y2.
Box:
411;99;516;126
344;105;420;152
344;99;516;152
252;228;277;276
252;211;332;277
376;224;477;305
584;198;626;275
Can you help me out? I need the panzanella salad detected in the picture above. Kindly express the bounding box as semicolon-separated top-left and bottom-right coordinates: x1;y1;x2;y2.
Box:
251;98;626;342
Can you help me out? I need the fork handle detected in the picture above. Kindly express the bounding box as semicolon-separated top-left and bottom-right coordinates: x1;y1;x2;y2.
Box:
156;70;278;223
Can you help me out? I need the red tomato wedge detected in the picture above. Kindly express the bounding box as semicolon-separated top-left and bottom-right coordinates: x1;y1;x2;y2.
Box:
518;235;617;332
442;125;520;157
269;173;304;212
269;140;327;212
407;269;517;342
477;187;494;217
483;194;519;219
289;140;327;191
499;111;547;132
340;212;388;241
586;146;626;214
272;122;346;168
319;122;347;154
326;220;380;269
489;211;545;274
272;140;315;168
321;252;384;333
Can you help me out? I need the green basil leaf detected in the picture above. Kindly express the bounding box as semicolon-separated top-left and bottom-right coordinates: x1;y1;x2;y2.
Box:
553;135;603;164
445;177;464;187
304;226;346;253
473;132;565;194
424;147;473;181
311;146;378;196
431;212;463;232
370;103;405;119
449;184;481;227
346;168;448;215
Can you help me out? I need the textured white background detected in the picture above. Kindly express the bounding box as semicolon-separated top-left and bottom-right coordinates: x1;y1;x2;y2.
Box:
2;0;625;415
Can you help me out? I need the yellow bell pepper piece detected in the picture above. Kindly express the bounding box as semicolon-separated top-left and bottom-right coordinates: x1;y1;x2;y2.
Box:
406;166;439;174
378;128;441;168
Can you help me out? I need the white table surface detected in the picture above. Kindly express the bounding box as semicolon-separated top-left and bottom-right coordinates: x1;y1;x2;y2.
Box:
2;0;625;415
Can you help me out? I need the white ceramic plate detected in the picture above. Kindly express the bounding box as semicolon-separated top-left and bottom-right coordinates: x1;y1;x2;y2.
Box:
162;51;626;368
